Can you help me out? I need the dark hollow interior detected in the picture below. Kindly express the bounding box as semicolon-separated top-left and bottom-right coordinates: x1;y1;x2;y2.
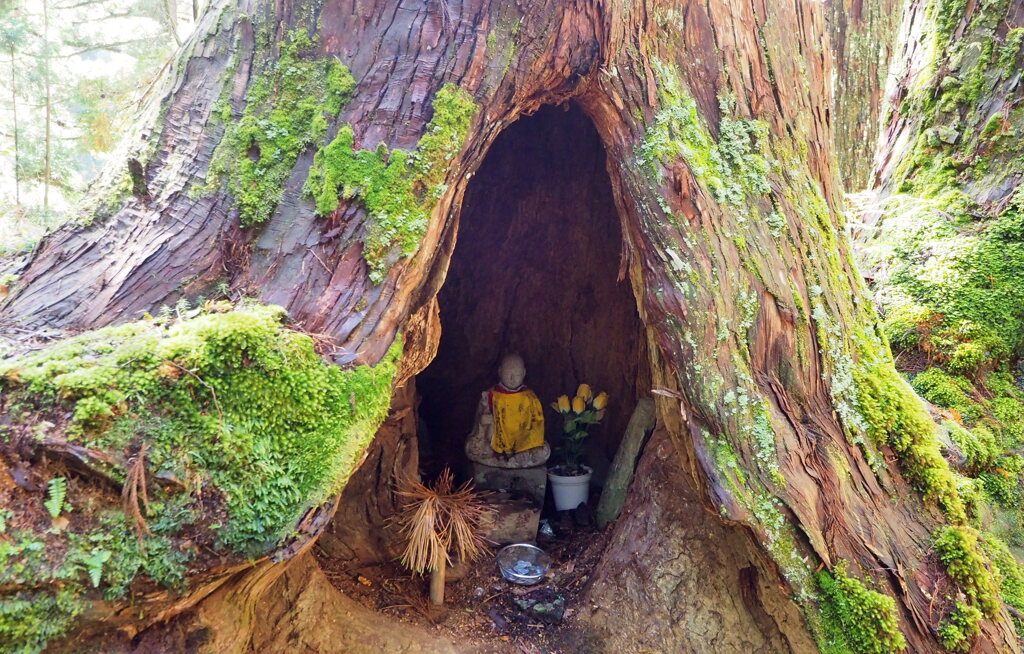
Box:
417;104;648;481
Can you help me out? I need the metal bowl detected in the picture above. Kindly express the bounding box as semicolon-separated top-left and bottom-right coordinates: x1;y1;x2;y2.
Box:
497;543;551;585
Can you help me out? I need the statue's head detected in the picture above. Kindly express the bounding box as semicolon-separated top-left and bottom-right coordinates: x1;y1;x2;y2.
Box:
498;353;526;388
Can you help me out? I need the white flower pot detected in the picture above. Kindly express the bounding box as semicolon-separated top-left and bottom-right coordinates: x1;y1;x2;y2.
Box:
548;466;592;511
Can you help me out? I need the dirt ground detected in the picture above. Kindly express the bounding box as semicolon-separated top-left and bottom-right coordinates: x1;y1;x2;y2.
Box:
315;516;611;654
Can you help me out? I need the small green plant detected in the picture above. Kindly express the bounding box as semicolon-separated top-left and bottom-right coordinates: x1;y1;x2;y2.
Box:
77;549;111;588
44;478;67;518
550;384;608;475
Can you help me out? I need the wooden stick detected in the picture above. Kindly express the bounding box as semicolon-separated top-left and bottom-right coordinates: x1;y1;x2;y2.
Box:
596;398;656;528
429;560;446;605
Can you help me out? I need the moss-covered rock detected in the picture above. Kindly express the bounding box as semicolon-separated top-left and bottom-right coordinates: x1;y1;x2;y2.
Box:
0;303;399;652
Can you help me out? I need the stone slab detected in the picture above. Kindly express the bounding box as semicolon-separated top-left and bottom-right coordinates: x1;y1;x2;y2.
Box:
471;462;547;506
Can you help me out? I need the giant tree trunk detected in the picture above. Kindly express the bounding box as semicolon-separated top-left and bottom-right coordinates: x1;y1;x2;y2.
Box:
3;0;1021;652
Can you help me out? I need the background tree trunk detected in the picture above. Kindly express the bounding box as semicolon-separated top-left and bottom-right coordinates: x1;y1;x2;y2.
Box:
8;45;19;205
3;0;1020;651
826;0;908;191
41;0;51;213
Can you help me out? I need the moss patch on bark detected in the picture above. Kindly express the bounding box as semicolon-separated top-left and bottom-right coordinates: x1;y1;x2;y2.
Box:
303;82;477;283
201;29;356;227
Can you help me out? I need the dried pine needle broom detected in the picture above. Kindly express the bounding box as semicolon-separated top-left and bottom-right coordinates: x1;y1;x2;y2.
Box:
395;468;491;605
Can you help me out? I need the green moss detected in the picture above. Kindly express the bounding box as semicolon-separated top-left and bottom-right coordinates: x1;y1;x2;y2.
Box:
871;7;1024;380
854;364;966;522
304;83;477;283
997;27;1024;71
904;366;1024;519
881;302;935;351
858;1;1024;644
946;420;999;474
2;304;398;554
929;0;968;42
934;525;1001;617
937;601;983;652
704;430;748;490
992;396;1024;446
750;492;814;598
911;369;983;422
881;204;1024;363
815;560;907;654
638;61;770;213
979;453;1024;507
981;533;1024;638
0;303;400;651
202;30;356;226
0;586;88;654
0;487;201;651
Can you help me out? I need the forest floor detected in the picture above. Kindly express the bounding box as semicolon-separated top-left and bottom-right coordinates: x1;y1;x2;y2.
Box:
316;514;610;654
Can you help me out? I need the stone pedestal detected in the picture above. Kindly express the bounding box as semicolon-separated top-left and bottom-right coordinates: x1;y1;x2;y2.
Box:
471;461;547;506
479;492;542;545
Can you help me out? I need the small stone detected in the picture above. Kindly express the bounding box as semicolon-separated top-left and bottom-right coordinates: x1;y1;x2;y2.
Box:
936;126;960;145
514;591;566;625
927;126;960;146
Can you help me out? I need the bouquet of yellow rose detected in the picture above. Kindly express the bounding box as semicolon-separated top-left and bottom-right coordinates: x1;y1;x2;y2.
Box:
550;383;608;475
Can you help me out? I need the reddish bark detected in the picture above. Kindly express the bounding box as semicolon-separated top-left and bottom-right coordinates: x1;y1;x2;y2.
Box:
4;0;1019;651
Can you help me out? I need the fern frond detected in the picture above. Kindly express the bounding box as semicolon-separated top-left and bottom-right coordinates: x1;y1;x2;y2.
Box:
45;477;67;518
83;549;111;588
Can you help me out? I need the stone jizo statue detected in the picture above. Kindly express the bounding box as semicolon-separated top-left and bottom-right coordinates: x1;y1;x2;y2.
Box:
465;353;550;469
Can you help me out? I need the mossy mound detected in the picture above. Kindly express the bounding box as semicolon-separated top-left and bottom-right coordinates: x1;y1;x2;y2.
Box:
0;303;399;652
816;560;907;654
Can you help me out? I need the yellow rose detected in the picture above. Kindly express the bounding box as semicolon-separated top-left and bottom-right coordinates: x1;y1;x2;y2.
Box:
572;396;586;413
593;392;608;410
576;383;593;402
556;395;571;413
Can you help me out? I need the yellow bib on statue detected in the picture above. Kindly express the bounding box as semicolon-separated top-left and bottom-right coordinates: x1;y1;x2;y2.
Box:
490;388;545;455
